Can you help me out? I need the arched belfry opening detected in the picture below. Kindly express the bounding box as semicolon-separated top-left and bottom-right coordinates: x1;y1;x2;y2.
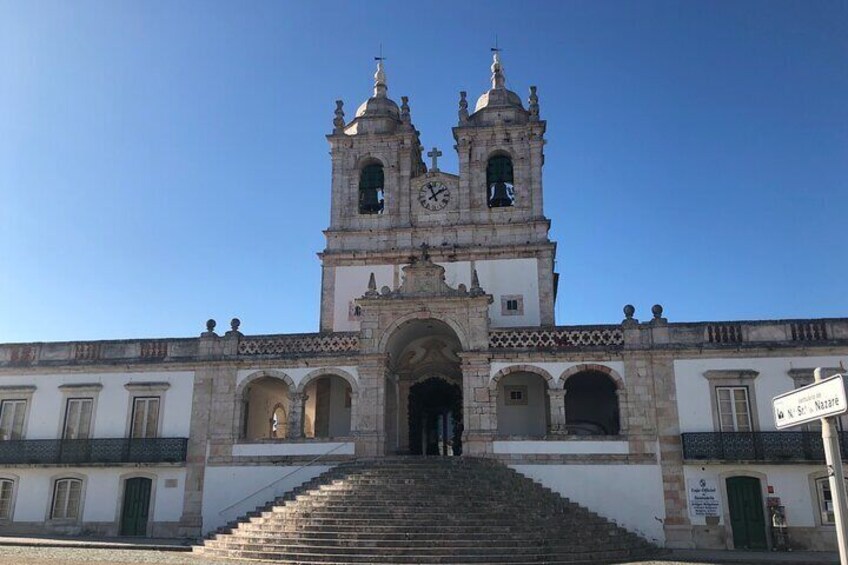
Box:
384;318;464;455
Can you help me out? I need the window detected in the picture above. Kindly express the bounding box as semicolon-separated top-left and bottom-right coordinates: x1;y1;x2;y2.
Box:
51;478;82;520
500;294;524;317
816;477;848;525
358;163;384;214
486;154;514;208
0;479;14;519
0;400;26;440
504;385;528;406
716;386;752;432
63;398;93;440
130;397;160;439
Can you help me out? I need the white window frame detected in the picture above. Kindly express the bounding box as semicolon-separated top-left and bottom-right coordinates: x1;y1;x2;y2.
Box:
814;476;848;526
0;386;35;441
716;386;753;432
703;370;760;432
0;476;18;521
123;382;169;439
0;399;28;441
129;397;160;439
62;398;94;440
56;384;101;440
49;477;84;521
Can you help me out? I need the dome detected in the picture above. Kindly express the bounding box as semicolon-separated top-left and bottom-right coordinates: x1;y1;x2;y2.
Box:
474;87;524;113
355;95;400;119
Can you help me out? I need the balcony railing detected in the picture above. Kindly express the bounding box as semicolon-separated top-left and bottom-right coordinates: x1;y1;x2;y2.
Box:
0;438;188;465
681;431;848;463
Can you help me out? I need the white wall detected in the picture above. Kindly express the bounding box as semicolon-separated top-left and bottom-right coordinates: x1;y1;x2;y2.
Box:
512;464;666;544
331;258;542;331
333;264;395;331
0;370;194;440
675;355;848;433
202;465;331;533
1;467;185;523
496;372;547;436
683;464;822;528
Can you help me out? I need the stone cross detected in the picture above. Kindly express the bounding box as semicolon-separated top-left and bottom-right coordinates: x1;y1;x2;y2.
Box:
427;147;442;172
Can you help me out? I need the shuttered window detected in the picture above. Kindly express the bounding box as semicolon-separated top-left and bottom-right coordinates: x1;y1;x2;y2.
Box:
130;397;160;438
63;398;93;440
0;480;14;519
51;478;82;520
0;400;26;440
716;386;752;432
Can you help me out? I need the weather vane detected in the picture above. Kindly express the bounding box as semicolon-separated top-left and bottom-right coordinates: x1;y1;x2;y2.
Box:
375;43;386;62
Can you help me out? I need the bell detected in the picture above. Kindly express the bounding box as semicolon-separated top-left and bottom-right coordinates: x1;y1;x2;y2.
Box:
359;188;384;214
488;181;513;208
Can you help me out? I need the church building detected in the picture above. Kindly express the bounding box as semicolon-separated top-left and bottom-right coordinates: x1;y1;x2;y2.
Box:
0;53;846;561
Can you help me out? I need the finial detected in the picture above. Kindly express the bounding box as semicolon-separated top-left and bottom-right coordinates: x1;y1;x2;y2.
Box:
490;45;505;89
623;305;635;320
400;96;410;124
206;319;216;332
651;304;664;319
373;51;387;98
230;318;241;332
365;272;379;298
529;86;539;121
333;100;345;132
470;268;484;297
458;91;468;124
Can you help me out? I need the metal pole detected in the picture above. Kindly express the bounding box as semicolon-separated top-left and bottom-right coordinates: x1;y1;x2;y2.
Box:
817;367;848;565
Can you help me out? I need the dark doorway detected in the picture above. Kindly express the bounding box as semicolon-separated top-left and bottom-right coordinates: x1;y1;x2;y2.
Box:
408;378;462;456
727;476;767;550
564;371;620;435
120;477;152;536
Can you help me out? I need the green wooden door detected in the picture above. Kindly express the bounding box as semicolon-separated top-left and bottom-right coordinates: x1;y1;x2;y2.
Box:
120;477;151;536
727;476;767;550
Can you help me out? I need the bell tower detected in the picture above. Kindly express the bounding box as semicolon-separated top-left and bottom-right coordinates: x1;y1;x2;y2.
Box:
320;54;557;332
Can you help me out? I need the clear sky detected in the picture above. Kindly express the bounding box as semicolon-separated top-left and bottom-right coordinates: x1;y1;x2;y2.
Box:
1;1;846;343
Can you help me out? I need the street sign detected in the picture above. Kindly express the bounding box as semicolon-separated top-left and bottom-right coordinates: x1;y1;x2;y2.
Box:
773;374;847;430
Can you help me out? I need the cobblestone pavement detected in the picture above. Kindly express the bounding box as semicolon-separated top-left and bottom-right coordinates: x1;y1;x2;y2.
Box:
0;546;756;565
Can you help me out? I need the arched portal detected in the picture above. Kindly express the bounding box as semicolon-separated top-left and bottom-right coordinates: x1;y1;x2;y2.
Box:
408;378;463;456
383;317;464;455
563;370;620;435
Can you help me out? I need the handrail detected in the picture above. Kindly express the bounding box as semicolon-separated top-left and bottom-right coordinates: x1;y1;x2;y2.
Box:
218;441;351;515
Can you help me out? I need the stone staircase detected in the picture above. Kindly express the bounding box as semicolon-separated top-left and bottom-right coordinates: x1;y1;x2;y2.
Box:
195;457;660;564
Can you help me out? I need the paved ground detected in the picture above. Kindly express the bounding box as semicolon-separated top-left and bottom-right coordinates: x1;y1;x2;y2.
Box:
0;545;839;565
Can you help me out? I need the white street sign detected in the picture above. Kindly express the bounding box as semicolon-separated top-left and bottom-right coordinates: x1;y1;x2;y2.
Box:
773;374;847;430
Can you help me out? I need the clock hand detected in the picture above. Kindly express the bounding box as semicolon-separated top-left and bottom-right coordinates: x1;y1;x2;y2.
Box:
428;185;437;198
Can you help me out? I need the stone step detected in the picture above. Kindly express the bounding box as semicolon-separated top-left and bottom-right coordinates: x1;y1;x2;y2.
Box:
197;456;660;565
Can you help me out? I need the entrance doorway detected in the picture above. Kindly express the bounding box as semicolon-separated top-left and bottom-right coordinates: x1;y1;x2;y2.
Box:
726;476;767;550
408;378;462;456
120;477;152;536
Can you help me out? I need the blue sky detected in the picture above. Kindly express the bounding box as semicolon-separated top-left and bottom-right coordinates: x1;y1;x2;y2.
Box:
0;1;846;342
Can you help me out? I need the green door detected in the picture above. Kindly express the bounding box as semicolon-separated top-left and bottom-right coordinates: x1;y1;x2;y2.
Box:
727;476;767;550
120;477;151;536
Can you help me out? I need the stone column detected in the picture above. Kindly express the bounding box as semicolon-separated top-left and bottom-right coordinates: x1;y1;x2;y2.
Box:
615;388;629;435
460;352;495;456
547;389;567;435
353;354;387;457
287;393;306;439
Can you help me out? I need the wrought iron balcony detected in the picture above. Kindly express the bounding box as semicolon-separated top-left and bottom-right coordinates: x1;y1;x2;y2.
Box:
0;438;188;465
681;431;848;463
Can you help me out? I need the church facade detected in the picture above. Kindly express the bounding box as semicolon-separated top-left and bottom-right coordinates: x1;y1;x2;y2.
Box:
0;54;846;553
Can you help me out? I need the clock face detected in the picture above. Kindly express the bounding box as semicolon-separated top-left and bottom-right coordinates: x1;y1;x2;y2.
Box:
418;181;450;211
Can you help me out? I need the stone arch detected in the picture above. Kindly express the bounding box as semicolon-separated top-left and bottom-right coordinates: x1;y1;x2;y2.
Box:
377;312;470;354
559;364;627;436
235;370;295;441
297;368;359;394
490;364;557;391
236;370;295;398
559;364;624;390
